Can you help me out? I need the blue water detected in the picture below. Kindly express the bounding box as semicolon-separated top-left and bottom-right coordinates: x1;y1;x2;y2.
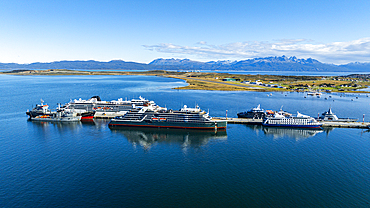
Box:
171;70;370;76
2;69;368;77
1;75;370;207
71;69;370;76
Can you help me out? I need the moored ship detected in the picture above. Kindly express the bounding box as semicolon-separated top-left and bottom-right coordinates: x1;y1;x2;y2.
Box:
30;109;81;122
61;96;159;118
26;100;54;118
237;104;266;119
109;104;227;130
27;101;82;122
263;112;322;129
318;108;358;122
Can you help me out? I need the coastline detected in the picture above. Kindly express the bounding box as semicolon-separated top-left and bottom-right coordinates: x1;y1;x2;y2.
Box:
1;69;369;93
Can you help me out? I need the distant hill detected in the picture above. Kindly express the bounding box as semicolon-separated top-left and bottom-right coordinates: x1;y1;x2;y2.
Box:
1;56;369;72
0;60;151;70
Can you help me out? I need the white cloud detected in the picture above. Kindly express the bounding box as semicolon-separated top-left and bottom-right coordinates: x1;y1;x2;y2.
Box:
143;38;370;64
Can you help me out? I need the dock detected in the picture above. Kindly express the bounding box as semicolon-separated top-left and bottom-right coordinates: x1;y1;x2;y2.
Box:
93;116;370;129
214;117;263;124
214;117;370;129
321;121;370;128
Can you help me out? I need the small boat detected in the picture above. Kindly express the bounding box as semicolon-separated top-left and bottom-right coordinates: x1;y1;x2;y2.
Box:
318;108;358;122
307;91;322;96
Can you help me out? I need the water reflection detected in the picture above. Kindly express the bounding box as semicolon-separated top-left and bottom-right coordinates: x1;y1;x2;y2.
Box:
28;119;112;131
28;119;83;130
110;127;227;150
262;126;323;140
242;125;324;140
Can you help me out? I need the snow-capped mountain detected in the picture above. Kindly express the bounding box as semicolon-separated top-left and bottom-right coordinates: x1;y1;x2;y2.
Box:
0;56;369;72
148;56;340;71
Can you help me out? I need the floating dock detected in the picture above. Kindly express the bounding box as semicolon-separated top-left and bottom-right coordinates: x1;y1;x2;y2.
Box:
215;117;370;129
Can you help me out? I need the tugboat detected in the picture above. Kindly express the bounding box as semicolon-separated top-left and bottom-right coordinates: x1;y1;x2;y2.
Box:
29;103;82;122
26;99;54;118
30;110;81;122
318;108;358;122
237;104;266;119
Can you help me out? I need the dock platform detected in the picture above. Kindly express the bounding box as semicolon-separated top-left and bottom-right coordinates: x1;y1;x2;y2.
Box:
321;121;370;128
215;117;370;129
214;117;263;124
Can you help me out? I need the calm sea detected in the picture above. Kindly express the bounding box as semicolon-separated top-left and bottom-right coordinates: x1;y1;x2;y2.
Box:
2;69;369;77
1;75;370;207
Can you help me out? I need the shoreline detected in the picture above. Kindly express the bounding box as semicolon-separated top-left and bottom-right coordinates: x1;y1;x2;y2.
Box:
1;69;369;93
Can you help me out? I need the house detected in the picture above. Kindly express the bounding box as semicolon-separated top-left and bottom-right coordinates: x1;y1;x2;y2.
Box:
250;80;263;85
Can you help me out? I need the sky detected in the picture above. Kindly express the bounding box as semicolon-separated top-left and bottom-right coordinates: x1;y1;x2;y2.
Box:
0;0;369;65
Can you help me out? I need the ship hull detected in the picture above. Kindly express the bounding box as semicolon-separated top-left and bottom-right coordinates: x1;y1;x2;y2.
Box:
30;116;81;122
109;120;227;130
262;123;322;129
237;112;266;119
80;111;96;120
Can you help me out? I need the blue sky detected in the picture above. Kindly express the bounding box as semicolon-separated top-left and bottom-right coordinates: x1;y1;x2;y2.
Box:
1;0;369;64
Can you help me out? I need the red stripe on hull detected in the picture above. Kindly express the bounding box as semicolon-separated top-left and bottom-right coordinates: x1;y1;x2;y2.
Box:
81;116;94;120
108;123;226;130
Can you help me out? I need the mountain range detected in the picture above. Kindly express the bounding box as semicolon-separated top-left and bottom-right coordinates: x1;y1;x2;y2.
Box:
1;56;369;72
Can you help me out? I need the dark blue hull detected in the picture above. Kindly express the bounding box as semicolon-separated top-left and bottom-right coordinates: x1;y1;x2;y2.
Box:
262;123;322;129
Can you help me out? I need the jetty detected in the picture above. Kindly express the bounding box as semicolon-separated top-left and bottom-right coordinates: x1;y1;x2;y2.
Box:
215;117;263;124
320;121;370;128
216;117;370;129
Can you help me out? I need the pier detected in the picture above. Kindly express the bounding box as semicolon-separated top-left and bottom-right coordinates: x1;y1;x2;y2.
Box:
214;117;263;124
214;117;370;129
320;121;370;128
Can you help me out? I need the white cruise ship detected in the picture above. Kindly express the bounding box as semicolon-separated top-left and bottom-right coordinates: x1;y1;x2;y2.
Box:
263;112;322;129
